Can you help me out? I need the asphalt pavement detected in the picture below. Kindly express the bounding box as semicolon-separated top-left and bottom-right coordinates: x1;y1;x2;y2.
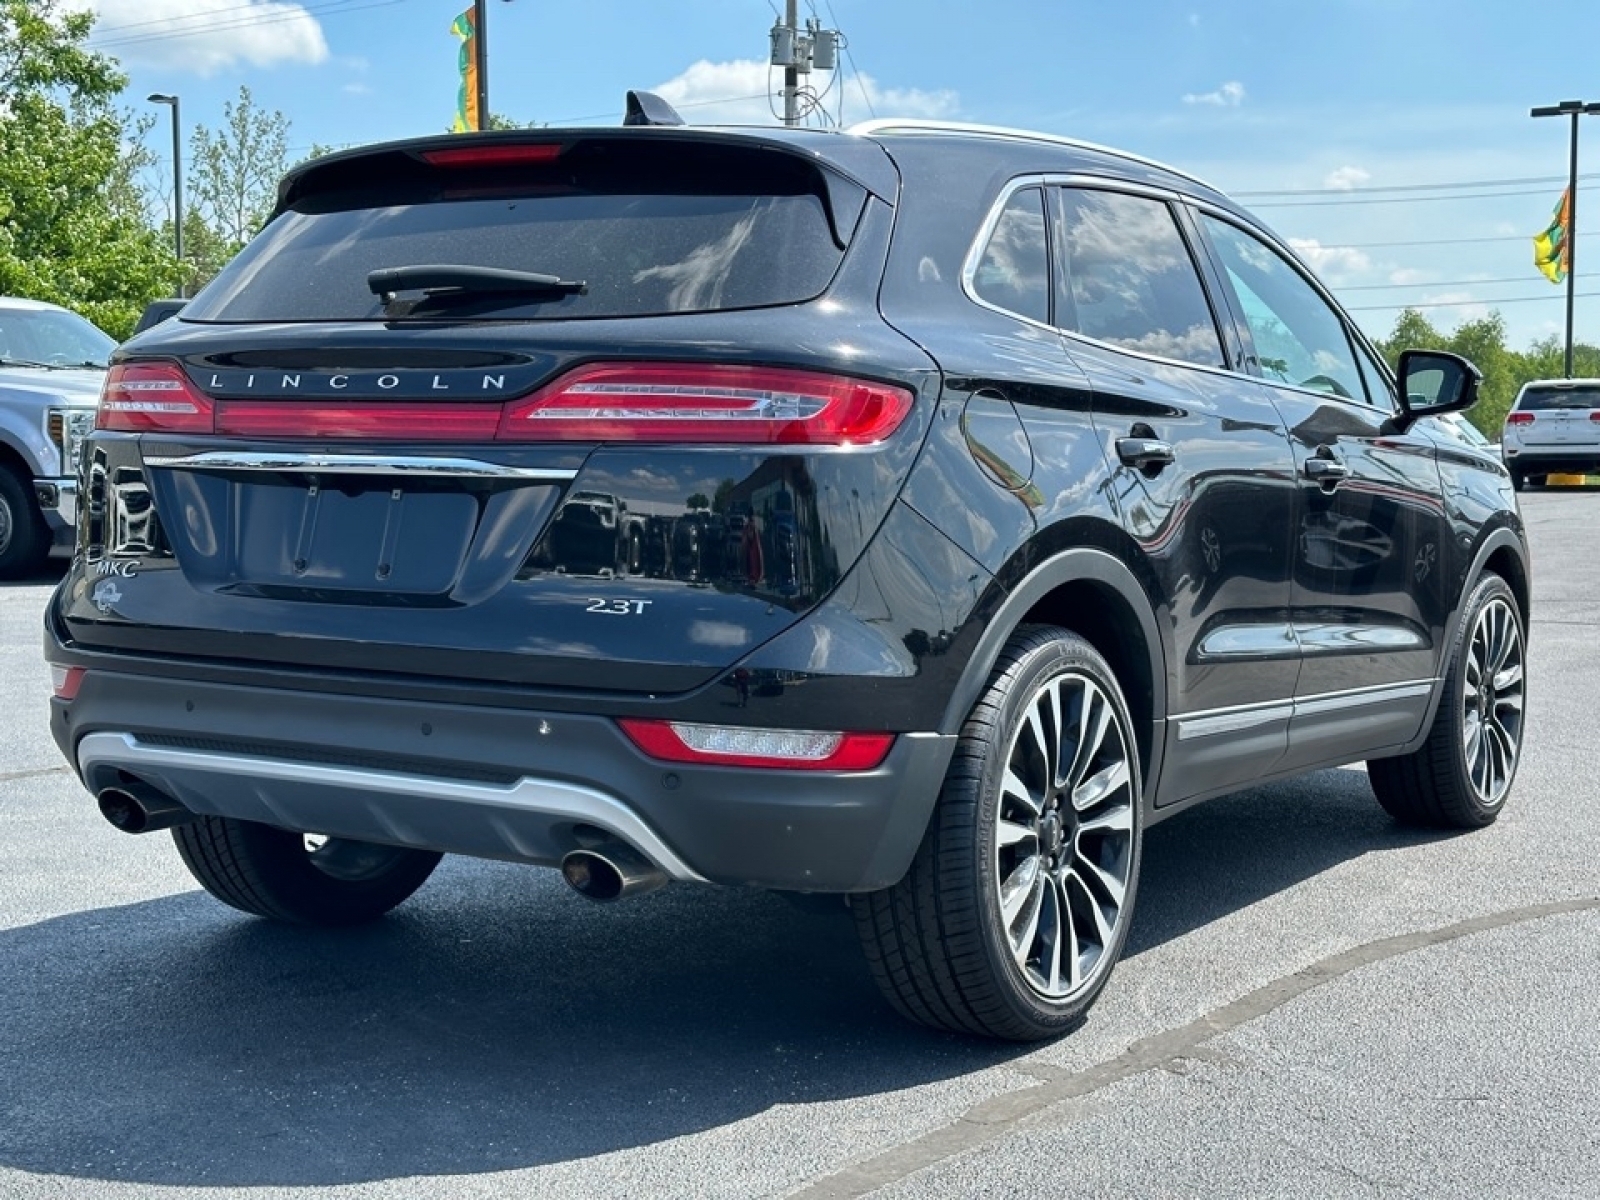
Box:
1;489;1596;1199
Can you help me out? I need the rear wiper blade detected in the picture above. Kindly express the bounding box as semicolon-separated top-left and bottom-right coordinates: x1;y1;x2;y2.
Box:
367;264;588;304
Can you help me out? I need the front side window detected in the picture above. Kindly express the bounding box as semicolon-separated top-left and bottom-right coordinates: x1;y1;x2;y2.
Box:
1052;188;1223;367
1201;215;1363;401
972;186;1050;324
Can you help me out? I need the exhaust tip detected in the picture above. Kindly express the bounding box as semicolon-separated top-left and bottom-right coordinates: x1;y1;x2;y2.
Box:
96;781;196;835
560;841;667;903
561;851;625;902
97;787;148;833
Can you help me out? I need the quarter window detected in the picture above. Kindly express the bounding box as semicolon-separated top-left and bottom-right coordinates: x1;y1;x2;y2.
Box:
1201;216;1364;401
1052;188;1223;367
972;187;1050;325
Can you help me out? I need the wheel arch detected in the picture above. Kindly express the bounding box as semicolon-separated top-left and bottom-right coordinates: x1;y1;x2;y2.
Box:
940;545;1168;790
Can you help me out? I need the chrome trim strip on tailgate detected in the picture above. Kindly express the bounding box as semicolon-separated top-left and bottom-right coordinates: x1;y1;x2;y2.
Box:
77;731;705;882
144;452;577;481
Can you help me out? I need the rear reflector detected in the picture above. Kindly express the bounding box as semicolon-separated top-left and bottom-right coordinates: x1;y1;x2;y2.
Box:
618;718;894;771
419;143;564;168
97;363;214;433
1505;412;1535;426
499;363;916;445
215;400;504;440
51;665;85;700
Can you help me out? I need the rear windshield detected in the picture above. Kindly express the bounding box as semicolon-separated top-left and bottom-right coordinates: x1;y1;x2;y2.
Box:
182;140;856;323
1517;384;1600;410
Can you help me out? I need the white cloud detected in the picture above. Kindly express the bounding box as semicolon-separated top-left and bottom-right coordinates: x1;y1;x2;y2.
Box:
1288;237;1370;275
342;82;372;97
649;59;957;127
1323;165;1370;191
1182;81;1245;107
1389;268;1430;286
75;0;328;76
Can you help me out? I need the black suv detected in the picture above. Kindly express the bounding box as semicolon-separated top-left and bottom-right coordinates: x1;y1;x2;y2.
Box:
45;114;1530;1041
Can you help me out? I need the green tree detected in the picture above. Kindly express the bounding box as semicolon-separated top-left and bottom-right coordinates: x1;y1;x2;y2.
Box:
187;85;290;278
0;0;180;336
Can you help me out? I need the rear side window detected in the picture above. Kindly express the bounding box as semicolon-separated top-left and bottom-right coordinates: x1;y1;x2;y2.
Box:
1052;188;1223;367
972;187;1050;324
182;141;856;323
1517;384;1600;410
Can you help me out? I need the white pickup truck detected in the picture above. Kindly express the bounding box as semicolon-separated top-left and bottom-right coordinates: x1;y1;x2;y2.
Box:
0;297;113;578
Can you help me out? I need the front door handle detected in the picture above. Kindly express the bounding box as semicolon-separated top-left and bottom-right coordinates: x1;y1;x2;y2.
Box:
1302;456;1351;485
1116;436;1176;474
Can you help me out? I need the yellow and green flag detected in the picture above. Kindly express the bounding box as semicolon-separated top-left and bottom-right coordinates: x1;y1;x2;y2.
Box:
1533;188;1570;284
451;8;478;133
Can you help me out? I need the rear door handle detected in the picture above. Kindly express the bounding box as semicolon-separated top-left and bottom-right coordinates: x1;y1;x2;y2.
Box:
1116;437;1176;473
1302;456;1351;485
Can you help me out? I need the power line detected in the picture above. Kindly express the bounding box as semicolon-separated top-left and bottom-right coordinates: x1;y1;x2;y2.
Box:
1297;231;1598;251
1335;276;1555;293
87;0;407;51
1234;171;1600;199
1252;186;1577;210
87;0;366;39
1345;292;1596;313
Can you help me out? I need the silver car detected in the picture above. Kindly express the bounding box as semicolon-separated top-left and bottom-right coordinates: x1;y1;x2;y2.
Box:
1501;378;1600;490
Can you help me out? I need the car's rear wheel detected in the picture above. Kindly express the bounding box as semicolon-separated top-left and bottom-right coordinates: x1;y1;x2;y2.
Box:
0;465;49;580
854;626;1142;1041
173;816;442;925
1509;469;1525;493
1367;573;1525;828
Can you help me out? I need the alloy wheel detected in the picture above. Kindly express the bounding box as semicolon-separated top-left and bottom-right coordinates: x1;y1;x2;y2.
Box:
994;670;1137;1000
1461;596;1524;808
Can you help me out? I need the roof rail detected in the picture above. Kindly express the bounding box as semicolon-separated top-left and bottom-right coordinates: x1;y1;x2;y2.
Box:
845;118;1218;194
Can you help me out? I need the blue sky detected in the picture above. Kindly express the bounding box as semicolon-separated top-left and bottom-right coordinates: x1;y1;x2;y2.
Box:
71;0;1600;348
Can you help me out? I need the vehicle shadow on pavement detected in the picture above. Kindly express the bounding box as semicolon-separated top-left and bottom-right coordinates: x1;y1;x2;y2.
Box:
1125;765;1457;957
0;866;1022;1188
0;767;1455;1189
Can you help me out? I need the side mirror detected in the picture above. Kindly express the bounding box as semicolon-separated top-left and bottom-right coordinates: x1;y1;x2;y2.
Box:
1392;349;1480;432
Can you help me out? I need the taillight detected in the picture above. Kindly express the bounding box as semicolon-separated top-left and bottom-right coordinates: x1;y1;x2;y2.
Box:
618;718;895;771
1505;412;1536;426
498;363;916;445
98;362;215;433
419;143;564;168
1590;411;1600;422
215;401;504;440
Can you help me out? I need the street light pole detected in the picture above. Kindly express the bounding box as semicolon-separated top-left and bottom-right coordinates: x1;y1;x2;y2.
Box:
1531;99;1600;377
148;93;184;298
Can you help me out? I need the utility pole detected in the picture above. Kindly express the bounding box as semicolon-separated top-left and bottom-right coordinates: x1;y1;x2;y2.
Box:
769;4;839;127
1532;99;1600;377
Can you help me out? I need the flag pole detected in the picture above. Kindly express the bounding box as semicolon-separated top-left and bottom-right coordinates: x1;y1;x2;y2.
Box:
1532;100;1600;377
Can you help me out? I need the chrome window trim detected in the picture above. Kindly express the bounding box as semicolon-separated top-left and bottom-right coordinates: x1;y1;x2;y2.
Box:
143;452;577;481
960;174;1241;379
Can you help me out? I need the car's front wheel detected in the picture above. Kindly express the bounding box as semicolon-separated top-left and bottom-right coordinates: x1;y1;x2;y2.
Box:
854;627;1142;1041
173;817;442;925
0;465;48;580
1367;573;1525;828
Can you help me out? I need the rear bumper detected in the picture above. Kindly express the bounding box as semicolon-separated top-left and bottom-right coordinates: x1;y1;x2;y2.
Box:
1502;447;1600;475
52;668;955;893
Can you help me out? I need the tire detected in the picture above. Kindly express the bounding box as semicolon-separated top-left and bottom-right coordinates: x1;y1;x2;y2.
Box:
1529;474;1547;489
854;626;1143;1041
1368;573;1526;829
172;816;442;925
1509;470;1525;494
0;465;49;580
